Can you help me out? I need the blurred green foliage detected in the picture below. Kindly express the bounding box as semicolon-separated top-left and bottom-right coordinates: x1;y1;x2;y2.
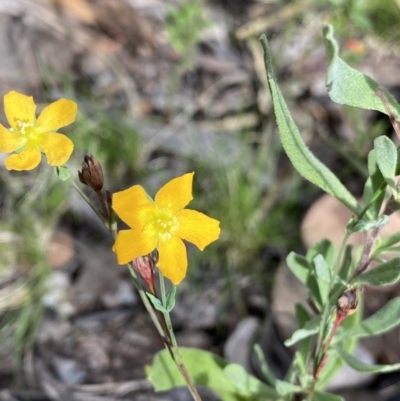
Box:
166;0;209;68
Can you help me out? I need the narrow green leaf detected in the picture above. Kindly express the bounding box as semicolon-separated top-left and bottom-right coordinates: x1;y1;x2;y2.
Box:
351;258;400;286
166;285;177;312
55;165;71;181
339;245;353;281
335;297;400;342
374;136;397;192
260;34;360;214
323;25;400;118
253;344;276;386
347;214;389;233
314;254;331;304
314;254;331;282
373;231;400;254
335;346;400;373
287;252;309;285
314;391;344;401
146;293;167;313
363;150;386;219
284;315;320;347
307;239;335;269
275;380;302;396
295;304;312;374
224;364;277;398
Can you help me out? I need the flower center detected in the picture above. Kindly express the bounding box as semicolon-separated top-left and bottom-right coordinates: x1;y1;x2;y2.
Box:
12;121;37;140
146;209;179;242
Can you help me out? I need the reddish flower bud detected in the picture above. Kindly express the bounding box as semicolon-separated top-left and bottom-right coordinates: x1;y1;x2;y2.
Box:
337;288;358;317
133;254;155;288
78;155;104;191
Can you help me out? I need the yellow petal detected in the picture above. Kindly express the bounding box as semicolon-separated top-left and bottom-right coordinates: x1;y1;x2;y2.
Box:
36;99;77;133
155;172;194;213
0;125;27;152
113;185;155;229
176;209;220;250
37;132;74;166
113;229;157;265
4;141;41;171
157;236;187;285
4;91;36;130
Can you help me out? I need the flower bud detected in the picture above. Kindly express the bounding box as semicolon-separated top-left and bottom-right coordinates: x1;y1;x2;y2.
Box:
78;155;104;191
133;254;155;288
337;288;358;317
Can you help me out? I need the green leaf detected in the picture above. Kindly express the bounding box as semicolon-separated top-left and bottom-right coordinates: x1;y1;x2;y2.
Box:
275;380;302;396
373;231;400;255
166;285;177;312
284;316;320;347
294;304;312;375
224;364;277;398
351;258;400;286
55;165;71;181
287;253;309;285
323;25;400;118
314;391;344;401
339;245;353;281
146;348;278;401
253;344;276;386
307;239;335;269
363;150;386;219
347;214;389;233
314;254;331;304
335;297;400;342
260;34;360;215
335;346;400;373
146;293;167;313
374;136;397;192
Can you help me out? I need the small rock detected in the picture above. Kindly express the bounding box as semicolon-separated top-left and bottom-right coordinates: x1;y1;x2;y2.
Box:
175;331;213;350
101;279;137;308
42;271;75;317
172;287;220;330
46;230;76;270
52;356;87;385
224;317;260;372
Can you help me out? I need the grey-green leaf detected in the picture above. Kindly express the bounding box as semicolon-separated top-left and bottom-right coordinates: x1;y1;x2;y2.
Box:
351;258;400;286
347;214;389;233
373;231;400;255
275;380;302;396
166;285;177;312
146;293;167;313
314;391;344;401
335;297;400;342
363;149;386;219
55;165;71;181
374;136;397;192
323;25;400;118
284;315;320;347
260;34;360;214
314;254;331;304
335;346;400;373
286;252;309;285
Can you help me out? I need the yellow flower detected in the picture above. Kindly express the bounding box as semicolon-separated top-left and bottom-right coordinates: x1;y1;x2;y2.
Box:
0;91;77;171
113;172;220;285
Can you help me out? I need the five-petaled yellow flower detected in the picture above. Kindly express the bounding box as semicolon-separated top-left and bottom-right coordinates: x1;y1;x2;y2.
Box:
112;172;220;285
0;91;77;171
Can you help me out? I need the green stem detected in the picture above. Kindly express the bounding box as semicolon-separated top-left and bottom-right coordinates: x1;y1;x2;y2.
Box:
71;180;107;225
126;265;166;339
310;230;351;397
159;274;202;401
